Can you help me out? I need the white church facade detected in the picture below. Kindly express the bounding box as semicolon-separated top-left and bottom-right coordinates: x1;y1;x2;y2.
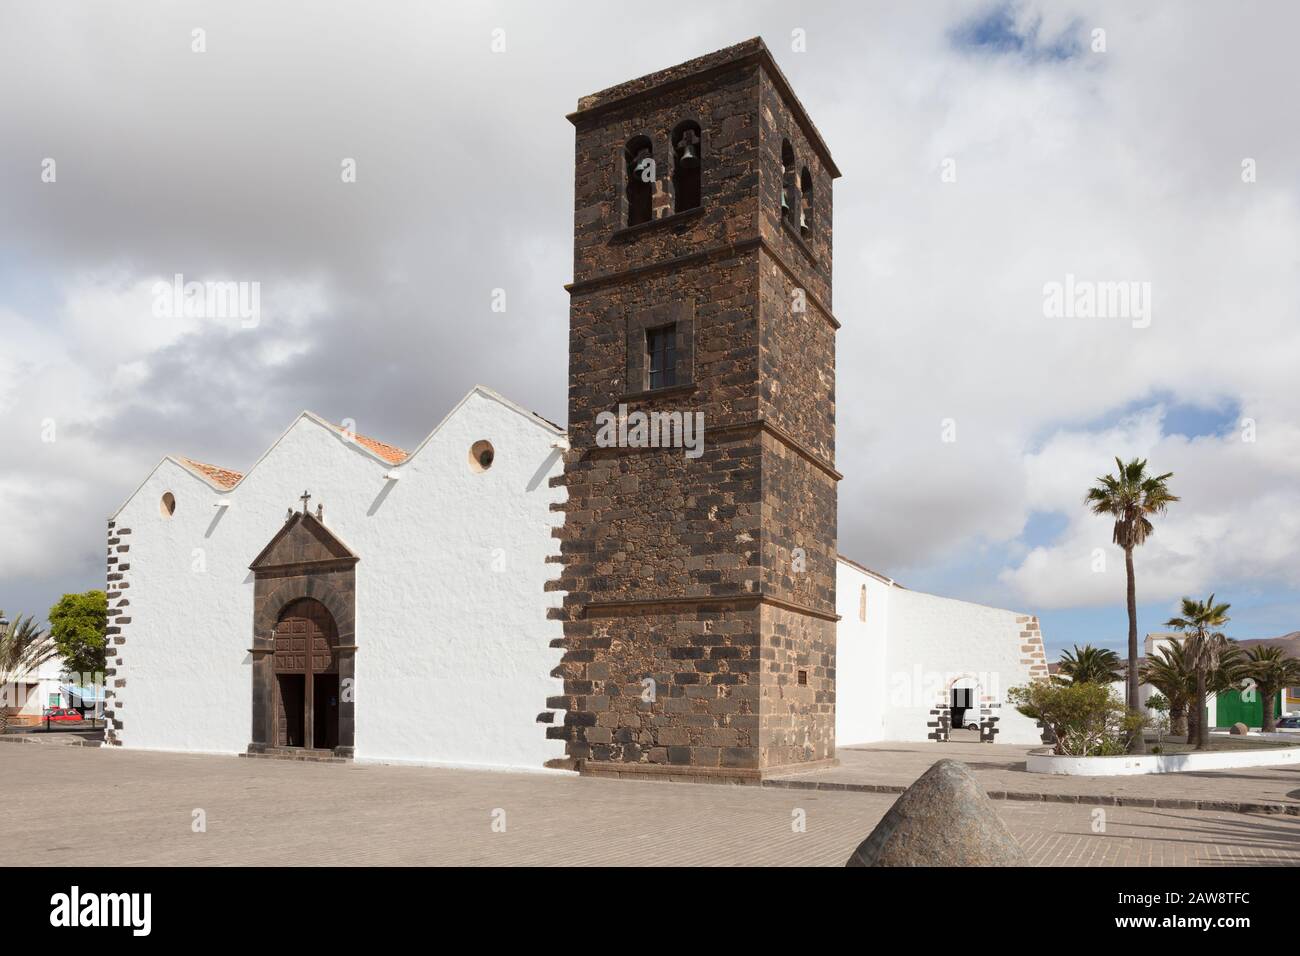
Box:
101;40;1054;774
102;384;1050;767
104;388;571;768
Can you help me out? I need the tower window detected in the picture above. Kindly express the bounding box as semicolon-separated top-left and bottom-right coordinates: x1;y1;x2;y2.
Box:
646;325;677;389
859;584;867;622
671;121;701;213
780;139;796;225
800;167;813;237
624;135;654;227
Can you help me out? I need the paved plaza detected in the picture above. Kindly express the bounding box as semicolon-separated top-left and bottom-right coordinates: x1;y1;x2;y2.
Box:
4;744;1300;865
773;741;1300;811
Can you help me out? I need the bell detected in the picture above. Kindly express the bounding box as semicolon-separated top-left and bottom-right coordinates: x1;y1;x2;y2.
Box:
800;207;808;230
781;189;791;212
679;142;699;168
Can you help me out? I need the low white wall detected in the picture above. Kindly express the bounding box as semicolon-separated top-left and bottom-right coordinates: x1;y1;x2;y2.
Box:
1027;745;1300;776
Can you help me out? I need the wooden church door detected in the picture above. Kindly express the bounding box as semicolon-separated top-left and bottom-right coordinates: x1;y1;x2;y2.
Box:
273;598;340;749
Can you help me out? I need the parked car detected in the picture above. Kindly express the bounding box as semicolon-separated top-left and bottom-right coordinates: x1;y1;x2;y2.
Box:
1275;716;1300;729
956;710;984;731
42;707;83;722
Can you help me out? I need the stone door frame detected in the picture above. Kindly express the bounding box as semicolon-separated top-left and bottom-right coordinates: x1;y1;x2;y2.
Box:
247;511;358;758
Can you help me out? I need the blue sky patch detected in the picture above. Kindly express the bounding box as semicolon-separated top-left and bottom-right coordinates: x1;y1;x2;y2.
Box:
951;3;1083;62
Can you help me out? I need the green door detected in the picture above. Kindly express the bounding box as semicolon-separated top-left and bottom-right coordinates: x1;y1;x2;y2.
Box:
1214;689;1283;728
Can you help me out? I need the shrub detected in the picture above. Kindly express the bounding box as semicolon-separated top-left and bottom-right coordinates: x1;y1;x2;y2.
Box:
1008;680;1148;757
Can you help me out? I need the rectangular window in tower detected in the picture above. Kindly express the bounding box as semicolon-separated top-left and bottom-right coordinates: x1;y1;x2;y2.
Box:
646;324;677;389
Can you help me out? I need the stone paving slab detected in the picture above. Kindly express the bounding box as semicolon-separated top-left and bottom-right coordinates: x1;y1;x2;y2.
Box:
3;745;1300;866
767;742;1300;814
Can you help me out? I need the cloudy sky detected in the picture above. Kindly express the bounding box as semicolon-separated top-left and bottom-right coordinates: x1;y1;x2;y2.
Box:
2;0;1298;657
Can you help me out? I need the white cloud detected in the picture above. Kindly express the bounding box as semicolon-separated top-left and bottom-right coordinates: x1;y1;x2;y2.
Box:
1000;410;1300;608
1;0;1298;628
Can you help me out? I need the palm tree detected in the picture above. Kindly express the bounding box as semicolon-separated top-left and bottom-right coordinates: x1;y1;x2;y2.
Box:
1141;643;1194;737
1165;595;1232;750
1192;642;1246;742
0;611;57;734
1085;457;1179;753
1056;644;1124;685
1244;646;1300;733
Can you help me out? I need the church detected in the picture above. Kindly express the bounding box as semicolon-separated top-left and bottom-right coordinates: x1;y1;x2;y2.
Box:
101;39;1049;779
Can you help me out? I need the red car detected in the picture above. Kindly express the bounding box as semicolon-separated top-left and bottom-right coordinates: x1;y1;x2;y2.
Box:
42;707;83;722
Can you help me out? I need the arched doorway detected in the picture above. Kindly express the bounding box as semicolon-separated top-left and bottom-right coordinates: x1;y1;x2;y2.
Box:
950;677;980;737
273;598;340;750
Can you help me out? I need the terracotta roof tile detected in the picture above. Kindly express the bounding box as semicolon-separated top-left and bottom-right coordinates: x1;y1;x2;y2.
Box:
177;457;243;489
323;421;409;464
177;419;408;492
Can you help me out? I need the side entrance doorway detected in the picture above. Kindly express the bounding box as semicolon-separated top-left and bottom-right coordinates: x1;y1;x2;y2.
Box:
950;685;974;731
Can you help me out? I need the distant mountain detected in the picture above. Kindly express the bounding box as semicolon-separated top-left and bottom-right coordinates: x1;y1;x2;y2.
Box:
1233;632;1300;656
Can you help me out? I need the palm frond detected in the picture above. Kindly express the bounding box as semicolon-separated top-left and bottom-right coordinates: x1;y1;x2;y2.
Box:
0;612;57;684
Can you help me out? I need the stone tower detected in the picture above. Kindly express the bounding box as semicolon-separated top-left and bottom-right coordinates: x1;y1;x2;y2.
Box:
552;38;840;783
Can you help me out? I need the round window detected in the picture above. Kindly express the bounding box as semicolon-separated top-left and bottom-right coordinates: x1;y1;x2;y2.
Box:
469;440;495;472
160;491;176;518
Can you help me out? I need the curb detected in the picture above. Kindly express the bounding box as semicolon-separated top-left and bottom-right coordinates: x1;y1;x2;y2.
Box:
0;734;103;748
759;777;1300;816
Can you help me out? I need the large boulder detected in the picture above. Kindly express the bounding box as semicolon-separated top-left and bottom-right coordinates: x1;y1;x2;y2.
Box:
1230;722;1249;736
845;759;1025;867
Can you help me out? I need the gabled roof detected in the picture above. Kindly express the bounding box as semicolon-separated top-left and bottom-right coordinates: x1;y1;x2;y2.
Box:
176;457;244;489
112;385;565;517
837;554;902;588
176;426;406;489
320;422;409;464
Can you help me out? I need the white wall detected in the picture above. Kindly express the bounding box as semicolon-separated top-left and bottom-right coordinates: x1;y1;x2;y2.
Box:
835;560;1046;746
834;562;891;745
10;658;65;718
111;387;568;770
884;588;1046;745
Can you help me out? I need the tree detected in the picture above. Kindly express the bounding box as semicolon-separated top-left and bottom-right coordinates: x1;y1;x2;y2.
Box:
1144;639;1244;742
0;611;58;733
48;591;108;679
1141;644;1192;737
1085;457;1179;754
1008;680;1146;757
1165;595;1232;750
1056;644;1124;685
1186;642;1244;743
1145;692;1170;748
1244;645;1300;733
